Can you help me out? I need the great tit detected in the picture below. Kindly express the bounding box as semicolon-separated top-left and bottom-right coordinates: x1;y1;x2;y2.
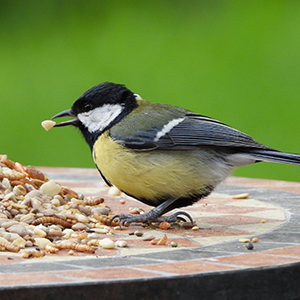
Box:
50;82;300;226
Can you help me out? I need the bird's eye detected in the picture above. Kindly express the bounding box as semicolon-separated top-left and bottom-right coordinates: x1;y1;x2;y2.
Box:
83;103;93;112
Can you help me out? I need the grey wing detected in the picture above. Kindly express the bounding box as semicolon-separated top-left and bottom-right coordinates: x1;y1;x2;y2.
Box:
111;113;274;151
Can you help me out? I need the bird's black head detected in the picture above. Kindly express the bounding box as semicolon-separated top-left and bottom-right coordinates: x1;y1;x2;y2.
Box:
51;82;138;148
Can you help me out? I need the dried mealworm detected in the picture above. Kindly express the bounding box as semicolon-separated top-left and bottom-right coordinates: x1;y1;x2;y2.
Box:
22;250;45;259
0;242;20;253
61;187;78;199
88;239;100;246
31;250;45;258
45;244;59;253
57;241;95;253
31;216;72;228
84;197;104;206
94;213;118;226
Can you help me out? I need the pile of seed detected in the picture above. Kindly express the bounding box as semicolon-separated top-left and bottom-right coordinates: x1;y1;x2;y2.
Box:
0;154;122;258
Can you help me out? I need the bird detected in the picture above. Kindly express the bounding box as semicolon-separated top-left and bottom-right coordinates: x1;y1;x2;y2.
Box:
50;82;300;226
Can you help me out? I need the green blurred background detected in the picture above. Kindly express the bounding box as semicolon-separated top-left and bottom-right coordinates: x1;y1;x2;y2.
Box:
1;0;300;181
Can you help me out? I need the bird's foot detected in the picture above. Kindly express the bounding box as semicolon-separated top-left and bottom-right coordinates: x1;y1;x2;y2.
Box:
111;209;194;228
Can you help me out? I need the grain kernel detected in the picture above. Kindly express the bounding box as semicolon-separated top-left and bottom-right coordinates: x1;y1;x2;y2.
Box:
41;120;56;131
246;242;254;250
142;235;155;241
108;186;121;196
159;221;171;230
22;251;32;259
232;193;250;199
238;238;250;243
171;241;178;247
157;234;168;245
3;202;10;208
99;238;115;249
115;240;127;248
134;230;143;237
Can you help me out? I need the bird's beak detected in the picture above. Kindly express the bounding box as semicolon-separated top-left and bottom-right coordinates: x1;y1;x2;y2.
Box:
51;109;79;127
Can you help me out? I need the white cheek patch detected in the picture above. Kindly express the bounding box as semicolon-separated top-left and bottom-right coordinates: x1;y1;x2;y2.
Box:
78;104;124;133
154;118;185;142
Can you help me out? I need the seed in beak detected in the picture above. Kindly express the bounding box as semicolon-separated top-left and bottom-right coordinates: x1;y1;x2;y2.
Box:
41;120;56;131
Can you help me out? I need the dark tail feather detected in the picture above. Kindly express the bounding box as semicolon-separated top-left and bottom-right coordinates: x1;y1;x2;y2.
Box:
248;149;300;166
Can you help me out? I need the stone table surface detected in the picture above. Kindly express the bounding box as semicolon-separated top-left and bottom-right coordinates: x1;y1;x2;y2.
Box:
1;167;300;300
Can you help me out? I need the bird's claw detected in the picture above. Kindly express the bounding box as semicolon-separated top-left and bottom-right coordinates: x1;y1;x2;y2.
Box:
110;210;194;227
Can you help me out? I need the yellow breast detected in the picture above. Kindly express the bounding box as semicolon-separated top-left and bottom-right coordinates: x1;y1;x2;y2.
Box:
93;131;233;205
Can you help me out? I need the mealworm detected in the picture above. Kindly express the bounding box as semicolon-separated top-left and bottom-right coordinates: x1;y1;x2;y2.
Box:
0;242;20;253
88;239;100;246
22;250;45;259
84;197;104;206
31;216;72;228
94;213;119;226
57;241;95;253
45;244;59;253
61;187;78;199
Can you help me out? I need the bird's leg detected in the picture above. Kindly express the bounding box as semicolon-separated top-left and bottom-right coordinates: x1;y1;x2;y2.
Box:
110;198;194;227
